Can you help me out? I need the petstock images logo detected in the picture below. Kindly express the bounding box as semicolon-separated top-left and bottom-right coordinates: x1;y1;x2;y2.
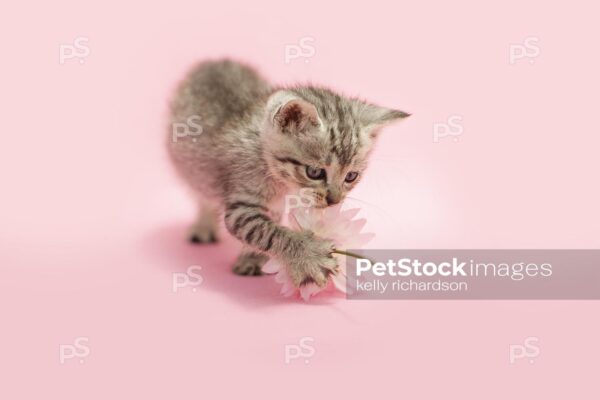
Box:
345;249;600;299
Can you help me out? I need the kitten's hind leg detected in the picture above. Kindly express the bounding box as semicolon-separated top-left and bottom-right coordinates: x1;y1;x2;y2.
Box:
233;247;269;276
189;201;219;244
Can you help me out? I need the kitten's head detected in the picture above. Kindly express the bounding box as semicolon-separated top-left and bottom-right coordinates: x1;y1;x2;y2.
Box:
262;86;409;208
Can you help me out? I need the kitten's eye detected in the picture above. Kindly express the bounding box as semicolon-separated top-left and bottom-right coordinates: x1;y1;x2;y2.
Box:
306;166;326;180
345;171;359;183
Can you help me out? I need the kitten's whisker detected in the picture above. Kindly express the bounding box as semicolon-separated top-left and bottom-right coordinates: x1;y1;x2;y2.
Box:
344;196;401;224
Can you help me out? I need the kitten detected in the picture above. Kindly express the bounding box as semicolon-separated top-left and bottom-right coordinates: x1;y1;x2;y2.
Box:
167;59;409;288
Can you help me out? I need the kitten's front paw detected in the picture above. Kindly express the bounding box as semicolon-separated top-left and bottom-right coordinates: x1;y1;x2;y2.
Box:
286;233;338;288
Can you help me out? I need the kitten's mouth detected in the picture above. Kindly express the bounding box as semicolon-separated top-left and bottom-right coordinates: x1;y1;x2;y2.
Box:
316;200;343;209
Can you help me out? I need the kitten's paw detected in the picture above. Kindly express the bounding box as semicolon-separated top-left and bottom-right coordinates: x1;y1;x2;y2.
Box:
233;252;268;276
287;234;338;288
188;226;218;244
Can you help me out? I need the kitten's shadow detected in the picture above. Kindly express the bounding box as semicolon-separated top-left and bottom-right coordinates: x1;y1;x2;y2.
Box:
142;222;342;310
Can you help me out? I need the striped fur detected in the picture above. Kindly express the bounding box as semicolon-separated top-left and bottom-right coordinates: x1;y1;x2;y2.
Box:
167;59;409;287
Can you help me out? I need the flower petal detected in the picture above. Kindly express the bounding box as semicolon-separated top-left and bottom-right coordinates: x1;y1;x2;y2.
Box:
292;208;317;230
300;283;322;301
331;273;347;293
347;218;367;234
261;260;281;274
340;208;361;220
281;282;296;297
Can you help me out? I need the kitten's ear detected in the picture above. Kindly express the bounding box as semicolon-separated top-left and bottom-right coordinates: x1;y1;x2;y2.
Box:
359;103;411;133
266;91;321;134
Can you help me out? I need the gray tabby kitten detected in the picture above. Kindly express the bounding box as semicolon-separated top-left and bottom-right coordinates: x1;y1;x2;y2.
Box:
167;59;409;288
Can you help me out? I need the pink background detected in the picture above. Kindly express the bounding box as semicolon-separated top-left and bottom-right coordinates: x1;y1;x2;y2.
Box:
1;0;599;398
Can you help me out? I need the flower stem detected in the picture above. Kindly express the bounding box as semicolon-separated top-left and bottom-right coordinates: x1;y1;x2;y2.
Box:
330;249;374;264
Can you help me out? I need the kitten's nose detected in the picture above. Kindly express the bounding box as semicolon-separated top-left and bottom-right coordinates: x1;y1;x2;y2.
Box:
326;192;341;205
